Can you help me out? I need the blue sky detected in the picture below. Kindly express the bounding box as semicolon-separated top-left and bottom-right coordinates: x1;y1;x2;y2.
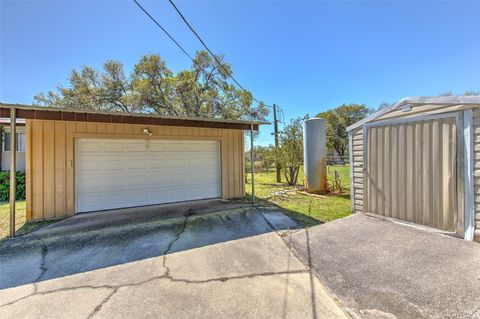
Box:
1;0;479;145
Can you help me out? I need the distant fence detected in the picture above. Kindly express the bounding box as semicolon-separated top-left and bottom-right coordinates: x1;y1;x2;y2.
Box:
327;156;349;165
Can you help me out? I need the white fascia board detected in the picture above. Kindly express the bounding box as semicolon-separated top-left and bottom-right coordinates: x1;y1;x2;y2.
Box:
346;96;480;132
346;98;408;132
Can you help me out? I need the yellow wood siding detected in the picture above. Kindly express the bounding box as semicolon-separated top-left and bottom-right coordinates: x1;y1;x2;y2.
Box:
25;120;245;221
474;108;480;241
351;128;364;213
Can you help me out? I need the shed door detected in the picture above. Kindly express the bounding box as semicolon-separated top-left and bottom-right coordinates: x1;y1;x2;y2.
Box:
76;139;221;213
365;118;458;232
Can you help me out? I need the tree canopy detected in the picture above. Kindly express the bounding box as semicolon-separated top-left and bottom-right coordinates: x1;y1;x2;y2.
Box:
34;51;268;122
275;117;305;186
317;104;372;158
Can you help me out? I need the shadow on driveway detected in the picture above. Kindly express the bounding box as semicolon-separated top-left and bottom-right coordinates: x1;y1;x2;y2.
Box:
0;199;298;289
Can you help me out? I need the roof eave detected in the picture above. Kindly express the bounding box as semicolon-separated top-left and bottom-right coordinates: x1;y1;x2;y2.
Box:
0;103;269;130
347;96;480;132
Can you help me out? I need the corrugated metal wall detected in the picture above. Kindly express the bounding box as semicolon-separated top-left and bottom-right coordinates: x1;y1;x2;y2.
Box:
474;108;480;241
25;120;245;221
365;118;458;232
351;128;364;213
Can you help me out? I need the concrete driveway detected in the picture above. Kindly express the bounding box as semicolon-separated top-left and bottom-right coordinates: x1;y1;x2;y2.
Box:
0;200;348;319
287;213;480;319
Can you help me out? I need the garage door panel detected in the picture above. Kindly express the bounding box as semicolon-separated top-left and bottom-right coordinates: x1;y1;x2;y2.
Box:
76;139;221;212
126;158;148;170
168;188;188;202
77;141;102;153
366;118;457;232
102;160;125;171
169;142;186;152
76;159;103;172
103;141;125;152
188;143;205;152
169;158;187;169
148;143;167;152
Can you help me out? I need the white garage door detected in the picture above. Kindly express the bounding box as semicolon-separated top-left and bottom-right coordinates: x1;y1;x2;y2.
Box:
76;139;221;213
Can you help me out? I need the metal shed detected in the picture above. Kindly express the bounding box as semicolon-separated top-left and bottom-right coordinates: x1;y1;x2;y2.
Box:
347;96;480;241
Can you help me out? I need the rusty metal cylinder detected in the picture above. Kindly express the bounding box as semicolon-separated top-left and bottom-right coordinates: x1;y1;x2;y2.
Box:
303;118;327;193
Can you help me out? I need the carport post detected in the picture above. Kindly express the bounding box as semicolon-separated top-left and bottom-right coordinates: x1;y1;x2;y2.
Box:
9;107;16;237
250;124;255;205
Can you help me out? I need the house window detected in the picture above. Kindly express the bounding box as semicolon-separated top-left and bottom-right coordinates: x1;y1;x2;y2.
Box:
3;132;25;151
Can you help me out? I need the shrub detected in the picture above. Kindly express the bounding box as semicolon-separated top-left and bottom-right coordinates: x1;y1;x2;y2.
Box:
0;171;26;201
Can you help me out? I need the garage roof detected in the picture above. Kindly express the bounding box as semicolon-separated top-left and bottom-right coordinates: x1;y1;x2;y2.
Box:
0;103;269;130
347;96;480;132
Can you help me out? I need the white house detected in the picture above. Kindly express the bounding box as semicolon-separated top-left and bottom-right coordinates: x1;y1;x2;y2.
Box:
0;118;26;172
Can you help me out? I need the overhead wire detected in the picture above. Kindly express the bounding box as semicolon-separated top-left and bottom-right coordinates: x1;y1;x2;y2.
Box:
132;0;195;61
166;0;276;108
133;0;286;124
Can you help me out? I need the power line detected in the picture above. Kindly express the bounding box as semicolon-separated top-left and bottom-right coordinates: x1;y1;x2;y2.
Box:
133;0;284;118
167;0;273;108
132;0;195;61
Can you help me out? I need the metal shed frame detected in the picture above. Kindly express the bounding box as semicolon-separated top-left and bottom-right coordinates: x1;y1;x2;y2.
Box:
348;96;480;241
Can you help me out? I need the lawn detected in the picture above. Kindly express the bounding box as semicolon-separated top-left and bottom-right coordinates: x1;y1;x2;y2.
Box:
1;165;351;237
0;201;56;239
245;165;351;227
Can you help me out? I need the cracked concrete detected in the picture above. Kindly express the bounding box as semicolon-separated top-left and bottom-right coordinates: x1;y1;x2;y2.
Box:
287;213;480;319
0;200;347;319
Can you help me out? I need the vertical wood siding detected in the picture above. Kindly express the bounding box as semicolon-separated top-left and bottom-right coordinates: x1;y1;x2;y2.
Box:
351;128;364;213
25;120;245;221
474;108;480;241
365;118;457;232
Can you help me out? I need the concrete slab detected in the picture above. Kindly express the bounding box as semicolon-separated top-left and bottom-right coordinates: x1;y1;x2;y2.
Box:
287;213;480;319
0;202;348;318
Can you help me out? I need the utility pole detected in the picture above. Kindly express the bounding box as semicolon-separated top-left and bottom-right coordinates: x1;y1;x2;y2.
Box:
273;104;281;183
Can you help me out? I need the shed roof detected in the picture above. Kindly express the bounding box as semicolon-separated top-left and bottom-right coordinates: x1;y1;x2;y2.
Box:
347;96;480;132
0;103;269;130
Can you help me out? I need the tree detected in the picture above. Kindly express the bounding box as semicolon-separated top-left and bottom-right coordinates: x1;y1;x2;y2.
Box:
34;51;268;122
255;145;275;172
275;117;304;186
317;104;371;158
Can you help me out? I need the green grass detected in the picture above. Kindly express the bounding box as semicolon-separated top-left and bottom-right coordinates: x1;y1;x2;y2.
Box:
245;165;351;227
0;165;351;237
0;201;57;239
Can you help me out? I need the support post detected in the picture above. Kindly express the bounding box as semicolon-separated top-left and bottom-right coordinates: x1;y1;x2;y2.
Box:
463;109;474;241
250;124;255;205
9;108;16;238
348;131;355;213
273;104;281;182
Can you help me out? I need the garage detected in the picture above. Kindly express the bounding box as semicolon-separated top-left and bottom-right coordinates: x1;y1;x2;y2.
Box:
348;96;480;241
0;103;266;227
76;139;221;212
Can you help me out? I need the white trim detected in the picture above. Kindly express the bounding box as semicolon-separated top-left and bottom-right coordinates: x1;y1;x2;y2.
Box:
363;111;459;129
347;96;480;132
364;212;460;238
74;138;222;213
347;98;408;132
362;126;368;172
463;109;475;241
348;131;355;212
